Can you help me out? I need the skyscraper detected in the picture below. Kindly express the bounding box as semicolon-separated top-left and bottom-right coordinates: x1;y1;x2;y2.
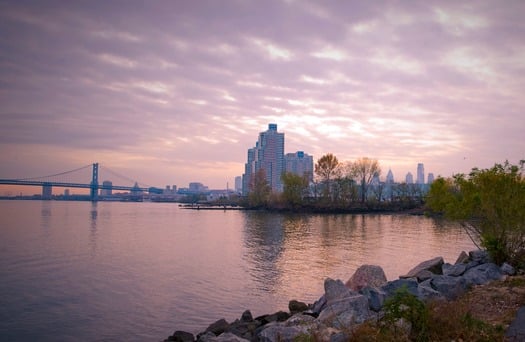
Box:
427;173;434;184
242;123;285;194
284;151;313;182
386;169;394;184
406;172;414;184
417;163;425;184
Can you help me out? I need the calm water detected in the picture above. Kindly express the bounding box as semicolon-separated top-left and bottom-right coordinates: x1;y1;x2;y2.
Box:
0;200;475;341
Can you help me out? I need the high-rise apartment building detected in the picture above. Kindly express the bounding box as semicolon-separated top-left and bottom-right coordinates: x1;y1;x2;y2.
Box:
242;123;285;194
406;172;414;184
284;151;313;182
386;169;394;184
417;163;425;184
427;173;434;184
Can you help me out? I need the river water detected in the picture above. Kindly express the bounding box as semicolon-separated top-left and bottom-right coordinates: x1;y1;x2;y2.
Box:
0;200;475;341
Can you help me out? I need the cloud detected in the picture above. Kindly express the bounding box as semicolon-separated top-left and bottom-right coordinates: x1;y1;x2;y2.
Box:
0;0;524;190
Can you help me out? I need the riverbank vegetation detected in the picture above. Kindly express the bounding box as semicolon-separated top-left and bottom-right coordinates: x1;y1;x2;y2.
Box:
426;160;525;269
242;154;426;213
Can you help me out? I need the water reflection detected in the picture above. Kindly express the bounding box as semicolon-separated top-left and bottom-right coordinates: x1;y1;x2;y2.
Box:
89;202;98;256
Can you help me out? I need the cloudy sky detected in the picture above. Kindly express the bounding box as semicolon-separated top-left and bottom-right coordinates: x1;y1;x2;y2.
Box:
1;0;524;192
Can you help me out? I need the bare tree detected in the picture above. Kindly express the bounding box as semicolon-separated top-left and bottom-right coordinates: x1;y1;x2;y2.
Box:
314;153;340;200
350;157;381;203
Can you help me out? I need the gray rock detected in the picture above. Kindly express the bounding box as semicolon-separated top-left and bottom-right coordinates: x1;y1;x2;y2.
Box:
324;278;356;305
240;310;253;322
311;294;327;315
414;270;434;282
345;265;387;291
197;332;217;342
469;250;491;264
463;263;504;286
381;278;419;299
205;318;230;336
288;300;308;314
501;262;516;276
258;323;311;342
455;251;470;264
317;294;370;329
209;332;249;342
359;286;386;312
170;330;194;342
442;262;467;277
400;256;444;278
506;306;525;340
430;275;468;300
417;279;443;301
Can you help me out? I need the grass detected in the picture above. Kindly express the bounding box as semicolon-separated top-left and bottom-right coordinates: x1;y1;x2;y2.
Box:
343;275;525;342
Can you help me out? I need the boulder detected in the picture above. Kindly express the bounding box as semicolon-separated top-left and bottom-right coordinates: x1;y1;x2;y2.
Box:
324;278;357;305
319;278;371;328
414;270;433;282
240;310;253;322
442;263;467;277
463;263;504;286
288;300;308;314
345;265;387;291
201;332;249;342
400;257;444;279
310;294;327;315
501;262;516;276
205;318;230;336
417;279;443;301
430;275;468;300
317;293;370;329
506;306;525;340
359;286;386;312
454;251;470;264
168;330;194;342
469;250;491;264
258;322;311;342
255;311;290;324
381;278;419;299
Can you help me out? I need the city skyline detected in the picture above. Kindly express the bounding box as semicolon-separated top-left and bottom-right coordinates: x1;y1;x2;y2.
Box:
1;1;524;193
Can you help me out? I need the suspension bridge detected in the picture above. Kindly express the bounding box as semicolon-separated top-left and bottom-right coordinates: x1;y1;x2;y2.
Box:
0;163;163;201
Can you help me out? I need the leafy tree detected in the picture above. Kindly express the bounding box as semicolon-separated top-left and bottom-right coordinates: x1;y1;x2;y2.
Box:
248;169;271;208
350;157;381;203
281;172;309;207
427;160;525;266
314;153;340;200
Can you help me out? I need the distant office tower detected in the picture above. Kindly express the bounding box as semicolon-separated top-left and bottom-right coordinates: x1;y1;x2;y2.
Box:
386;169;394;184
284;151;314;182
427;173;434;184
417;163;425;184
406;172;414;184
100;180;113;196
242;123;285;194
235;176;242;193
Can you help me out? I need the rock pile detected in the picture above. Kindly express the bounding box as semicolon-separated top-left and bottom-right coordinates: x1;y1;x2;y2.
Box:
165;250;516;342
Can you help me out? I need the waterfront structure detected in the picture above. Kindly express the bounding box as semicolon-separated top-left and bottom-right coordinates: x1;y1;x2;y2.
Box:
100;180;113;196
234;176;242;193
417;163;425;184
284;151;313;182
242;123;285;195
406;172;414;184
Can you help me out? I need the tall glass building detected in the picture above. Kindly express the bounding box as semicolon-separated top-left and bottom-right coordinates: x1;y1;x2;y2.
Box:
242;123;285;195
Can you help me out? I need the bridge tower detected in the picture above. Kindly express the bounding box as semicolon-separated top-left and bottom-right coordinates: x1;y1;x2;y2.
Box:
90;163;99;201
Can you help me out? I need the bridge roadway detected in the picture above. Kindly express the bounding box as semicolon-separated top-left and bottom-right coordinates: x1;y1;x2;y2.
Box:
0;179;151;192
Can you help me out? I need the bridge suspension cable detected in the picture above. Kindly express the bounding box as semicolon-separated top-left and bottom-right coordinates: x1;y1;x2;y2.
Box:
16;164;93;181
99;165;152;188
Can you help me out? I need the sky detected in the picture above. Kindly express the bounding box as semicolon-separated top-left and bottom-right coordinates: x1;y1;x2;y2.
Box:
1;0;524;193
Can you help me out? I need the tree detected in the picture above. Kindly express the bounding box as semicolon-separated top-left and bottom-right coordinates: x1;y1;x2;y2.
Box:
248;169;271;208
314;153;340;200
426;160;525;266
281;172;309;207
350;157;381;203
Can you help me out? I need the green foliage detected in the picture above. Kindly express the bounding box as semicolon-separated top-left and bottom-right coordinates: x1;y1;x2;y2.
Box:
426;160;525;266
281;172;309;208
382;286;429;341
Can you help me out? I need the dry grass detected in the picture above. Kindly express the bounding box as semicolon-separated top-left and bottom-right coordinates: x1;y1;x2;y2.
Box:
347;275;525;342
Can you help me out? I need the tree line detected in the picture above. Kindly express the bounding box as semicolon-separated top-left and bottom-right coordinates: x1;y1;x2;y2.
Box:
244;153;425;211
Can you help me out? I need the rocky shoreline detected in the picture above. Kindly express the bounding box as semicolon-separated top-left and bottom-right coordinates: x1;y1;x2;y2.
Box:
165;250;519;342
